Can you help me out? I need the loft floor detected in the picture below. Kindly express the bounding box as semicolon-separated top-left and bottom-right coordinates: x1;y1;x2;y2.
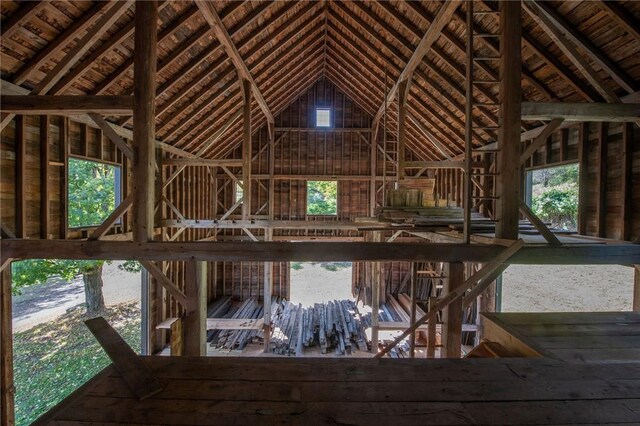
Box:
36;355;640;425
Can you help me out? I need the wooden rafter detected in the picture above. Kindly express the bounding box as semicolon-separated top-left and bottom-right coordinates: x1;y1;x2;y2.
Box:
197;1;274;124
371;0;463;128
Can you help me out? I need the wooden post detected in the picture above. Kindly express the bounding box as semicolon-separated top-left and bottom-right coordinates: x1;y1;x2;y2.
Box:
409;262;417;358
40;115;50;239
496;1;521;240
15;116;26;238
597;122;607;238
184;261;207;356
634;265;640;312
427;297;436;358
578;123;589;235
370;128;377;216
397;79;410;182
370;231;382;353
268;123;275;220
60;117;69;239
0;267;14;425
621;123;632;241
263;228;273;352
242;78;252;220
442;262;464;358
132;0;158;242
463;0;474;244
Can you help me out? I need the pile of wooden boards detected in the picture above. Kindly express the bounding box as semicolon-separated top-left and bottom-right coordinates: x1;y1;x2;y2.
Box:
269;300;369;356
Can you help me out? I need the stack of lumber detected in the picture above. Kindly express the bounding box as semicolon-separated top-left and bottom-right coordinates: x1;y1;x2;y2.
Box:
269;300;369;356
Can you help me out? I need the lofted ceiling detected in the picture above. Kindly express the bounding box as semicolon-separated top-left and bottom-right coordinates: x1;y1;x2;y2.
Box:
1;0;639;161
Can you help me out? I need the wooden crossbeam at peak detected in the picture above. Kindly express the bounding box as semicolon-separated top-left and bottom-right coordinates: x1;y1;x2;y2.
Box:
371;0;462;129
196;1;274;124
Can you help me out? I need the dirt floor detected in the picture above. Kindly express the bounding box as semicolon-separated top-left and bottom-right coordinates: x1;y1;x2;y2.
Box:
502;264;633;312
12;261;141;332
289;262;354;307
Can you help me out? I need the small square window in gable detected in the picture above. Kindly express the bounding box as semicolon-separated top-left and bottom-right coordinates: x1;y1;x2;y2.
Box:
316;108;331;128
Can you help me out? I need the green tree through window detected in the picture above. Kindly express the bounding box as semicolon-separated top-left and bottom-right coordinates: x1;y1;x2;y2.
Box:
307;180;337;215
68;158;119;228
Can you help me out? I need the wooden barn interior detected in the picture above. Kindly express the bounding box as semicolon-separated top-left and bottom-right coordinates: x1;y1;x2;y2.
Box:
1;0;640;424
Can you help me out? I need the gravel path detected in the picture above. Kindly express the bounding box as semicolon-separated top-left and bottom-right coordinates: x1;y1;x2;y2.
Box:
12;261;141;332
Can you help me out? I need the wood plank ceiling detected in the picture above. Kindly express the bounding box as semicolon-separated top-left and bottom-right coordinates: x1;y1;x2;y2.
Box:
1;0;639;161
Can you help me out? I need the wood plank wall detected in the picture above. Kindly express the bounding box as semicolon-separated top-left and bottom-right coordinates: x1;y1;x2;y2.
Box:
522;122;639;241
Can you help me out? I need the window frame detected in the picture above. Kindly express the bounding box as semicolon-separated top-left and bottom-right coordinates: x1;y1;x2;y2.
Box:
67;156;122;230
315;107;332;128
306;180;338;216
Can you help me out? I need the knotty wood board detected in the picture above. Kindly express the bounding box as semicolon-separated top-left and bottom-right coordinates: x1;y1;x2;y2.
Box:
34;356;640;425
483;312;640;363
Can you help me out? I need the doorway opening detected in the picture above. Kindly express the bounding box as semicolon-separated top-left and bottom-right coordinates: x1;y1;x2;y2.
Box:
289;262;353;307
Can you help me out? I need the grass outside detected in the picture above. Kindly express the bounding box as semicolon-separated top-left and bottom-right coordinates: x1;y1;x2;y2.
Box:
13;301;140;425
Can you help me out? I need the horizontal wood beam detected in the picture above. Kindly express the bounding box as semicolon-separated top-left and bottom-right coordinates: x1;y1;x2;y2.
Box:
522;102;640;122
404;161;485;169
1;240;638;265
161;158;242;167
0;96;133;115
0;79;194;158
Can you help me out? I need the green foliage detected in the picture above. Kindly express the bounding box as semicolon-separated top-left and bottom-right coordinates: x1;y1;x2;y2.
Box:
11;259;106;295
118;260;142;273
13;302;140;426
530;164;579;231
319;262;351;272
291;262;304;270
68;158;118;228
307;180;337;215
532;186;578;231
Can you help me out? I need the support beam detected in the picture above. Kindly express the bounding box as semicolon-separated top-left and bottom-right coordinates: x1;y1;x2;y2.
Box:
88;194;134;241
397;79;410;181
88;113;134;160
139;261;187;306
519;200;562;246
162;159;242;167
241;78;252;220
519;118;564;165
524;1;621;102
0;268;14;426
196;2;274;123
372;0;462;128
132;1;158;243
496;1;522;240
621;123;633;241
597;123;608;238
442;262;464;358
0;95;133;115
263;229;273;353
40;115;50;239
84;317;164;400
376;240;525;358
371;231;382;353
578;123;589;235
521;102;640;122
634;266;640;312
184;261;207;356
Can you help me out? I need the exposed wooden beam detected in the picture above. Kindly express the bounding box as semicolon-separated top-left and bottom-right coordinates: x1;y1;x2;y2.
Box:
442;262;464;358
139;261;187;306
519;119;564;165
184;261;207;356
524;1;621;102
3;240;639;265
196;2;274;124
496;1;522;240
522;102;640;122
0;95;132;115
162;159;242;168
0;1;47;40
597;1;640;45
132;0;158;243
84;317;164;400
519;200;562;246
12;1;113;85
88;194;134;241
597;122;608;238
372;0;462;128
0;266;14;425
88;113;134;160
621;123;633;241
